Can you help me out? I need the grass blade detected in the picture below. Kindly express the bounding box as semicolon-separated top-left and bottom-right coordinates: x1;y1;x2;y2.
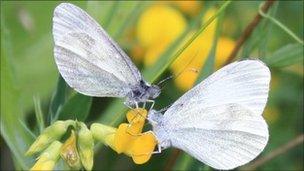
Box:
19;120;37;140
33;96;45;133
259;2;303;45
264;43;303;68
48;76;68;124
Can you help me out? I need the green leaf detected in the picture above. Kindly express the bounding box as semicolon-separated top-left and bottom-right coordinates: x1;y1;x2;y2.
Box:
56;93;92;121
0;12;34;169
48;76;68;124
264;44;303;68
33;96;45;133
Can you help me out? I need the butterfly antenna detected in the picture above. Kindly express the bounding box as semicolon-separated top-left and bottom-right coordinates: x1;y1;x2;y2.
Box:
158;48;201;90
157;75;174;87
158;104;172;113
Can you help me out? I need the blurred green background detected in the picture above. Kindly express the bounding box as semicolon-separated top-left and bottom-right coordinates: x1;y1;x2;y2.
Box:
1;1;303;170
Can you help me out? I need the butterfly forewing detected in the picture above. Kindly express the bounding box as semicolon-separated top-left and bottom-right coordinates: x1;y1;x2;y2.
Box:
53;3;142;97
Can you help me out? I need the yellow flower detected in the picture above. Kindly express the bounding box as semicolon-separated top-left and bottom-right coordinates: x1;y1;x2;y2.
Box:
91;108;157;165
60;130;82;170
136;4;186;66
137;5;186;47
172;1;202;17
130;132;157;164
144;39;171;66
31;141;62;171
171;8;217;91
171;8;236;91
215;37;235;68
114;108;148;153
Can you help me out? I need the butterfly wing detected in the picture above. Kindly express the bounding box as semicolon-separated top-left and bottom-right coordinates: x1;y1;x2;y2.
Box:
164;60;270;123
168;104;268;170
53;3;142;97
161;60;271;169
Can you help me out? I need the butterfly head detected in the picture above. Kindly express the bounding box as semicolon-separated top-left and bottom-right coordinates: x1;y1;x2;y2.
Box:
128;80;160;105
147;84;161;99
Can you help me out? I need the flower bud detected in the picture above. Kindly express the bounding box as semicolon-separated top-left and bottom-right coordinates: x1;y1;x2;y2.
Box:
60;130;82;170
30;141;62;171
77;122;94;171
90;123;117;151
26;120;75;156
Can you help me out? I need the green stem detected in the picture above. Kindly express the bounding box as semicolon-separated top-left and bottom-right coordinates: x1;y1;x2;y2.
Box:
259;3;304;45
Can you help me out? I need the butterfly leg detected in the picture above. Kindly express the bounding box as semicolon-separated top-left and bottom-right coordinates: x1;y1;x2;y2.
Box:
152;144;162;154
125;110;147;137
146;99;155;111
123;101;134;109
135;102;139;109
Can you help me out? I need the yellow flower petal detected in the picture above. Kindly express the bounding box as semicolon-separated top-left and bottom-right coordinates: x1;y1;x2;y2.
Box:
126;108;147;123
144;40;171;66
130;132;157;164
137;5;186;47
125;108;148;135
174;69;199;91
114;123;136;154
170;8;236;91
60;130;82;170
215;37;235;68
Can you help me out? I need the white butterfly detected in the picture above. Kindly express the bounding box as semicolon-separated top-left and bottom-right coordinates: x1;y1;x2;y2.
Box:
148;60;271;170
52;3;160;107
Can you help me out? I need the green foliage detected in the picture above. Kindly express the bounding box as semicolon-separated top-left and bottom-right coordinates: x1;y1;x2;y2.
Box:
264;44;303;68
56;93;92;122
33;96;45;133
1;13;34;169
49;76;68;124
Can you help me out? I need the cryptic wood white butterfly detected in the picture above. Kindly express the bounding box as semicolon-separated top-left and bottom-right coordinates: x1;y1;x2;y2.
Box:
53;3;160;107
148;60;271;170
